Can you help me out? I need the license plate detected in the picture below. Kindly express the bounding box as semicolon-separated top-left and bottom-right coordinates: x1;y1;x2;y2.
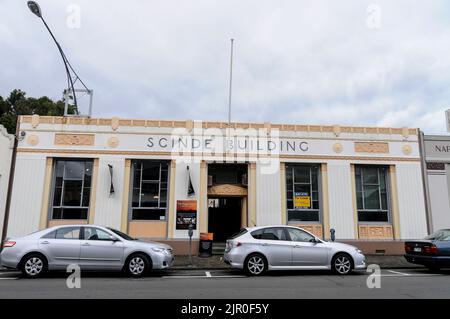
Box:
414;247;422;252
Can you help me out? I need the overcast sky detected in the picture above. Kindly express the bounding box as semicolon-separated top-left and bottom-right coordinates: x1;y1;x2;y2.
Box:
1;0;450;133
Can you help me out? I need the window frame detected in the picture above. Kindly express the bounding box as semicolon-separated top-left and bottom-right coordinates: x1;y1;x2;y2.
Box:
355;165;392;224
48;159;94;221
285;164;322;224
128;160;171;221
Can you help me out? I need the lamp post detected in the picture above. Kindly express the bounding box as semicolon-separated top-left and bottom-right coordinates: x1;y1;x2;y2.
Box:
27;1;92;116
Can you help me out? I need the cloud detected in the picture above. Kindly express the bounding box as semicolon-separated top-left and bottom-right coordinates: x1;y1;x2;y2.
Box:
1;0;450;134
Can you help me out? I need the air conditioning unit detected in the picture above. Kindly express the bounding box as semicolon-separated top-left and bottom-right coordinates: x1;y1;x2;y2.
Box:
207;175;213;186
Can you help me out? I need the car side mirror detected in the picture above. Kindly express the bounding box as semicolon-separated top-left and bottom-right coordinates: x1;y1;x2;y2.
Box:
310;237;318;244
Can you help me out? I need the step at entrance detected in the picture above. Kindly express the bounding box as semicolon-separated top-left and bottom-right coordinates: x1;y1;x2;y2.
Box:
212;242;226;255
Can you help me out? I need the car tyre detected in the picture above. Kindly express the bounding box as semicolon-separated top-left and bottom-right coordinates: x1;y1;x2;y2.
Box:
332;253;353;275
244;253;267;276
21;254;47;278
126;254;151;277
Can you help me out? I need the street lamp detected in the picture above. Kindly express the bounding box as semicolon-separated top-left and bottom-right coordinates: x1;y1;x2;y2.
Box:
27;1;92;116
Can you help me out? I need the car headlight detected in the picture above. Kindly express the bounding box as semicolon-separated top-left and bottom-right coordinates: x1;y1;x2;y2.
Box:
355;248;363;255
152;247;171;255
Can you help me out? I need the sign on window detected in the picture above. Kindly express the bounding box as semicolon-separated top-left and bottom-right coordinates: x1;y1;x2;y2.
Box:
294;192;311;209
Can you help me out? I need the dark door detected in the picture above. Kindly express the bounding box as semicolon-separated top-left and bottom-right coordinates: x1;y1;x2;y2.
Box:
208;197;242;242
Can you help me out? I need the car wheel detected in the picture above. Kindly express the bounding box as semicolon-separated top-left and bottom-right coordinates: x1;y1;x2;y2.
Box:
126;254;150;277
332;253;353;275
21;254;47;278
245;253;267;276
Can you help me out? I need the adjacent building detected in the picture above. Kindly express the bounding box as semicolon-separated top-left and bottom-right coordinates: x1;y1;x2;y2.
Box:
4;115;429;254
0;124;14;242
422;135;450;231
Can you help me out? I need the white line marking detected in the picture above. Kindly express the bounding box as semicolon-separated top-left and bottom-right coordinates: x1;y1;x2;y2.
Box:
205;271;212;277
387;270;411;276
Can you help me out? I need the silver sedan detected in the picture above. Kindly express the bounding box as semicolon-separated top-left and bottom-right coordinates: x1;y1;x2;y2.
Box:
0;225;174;278
224;226;366;275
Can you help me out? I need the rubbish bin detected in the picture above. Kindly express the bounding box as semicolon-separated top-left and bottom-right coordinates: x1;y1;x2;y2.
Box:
199;232;213;257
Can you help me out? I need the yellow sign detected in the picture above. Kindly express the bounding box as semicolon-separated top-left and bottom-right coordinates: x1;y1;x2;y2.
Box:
294;193;311;208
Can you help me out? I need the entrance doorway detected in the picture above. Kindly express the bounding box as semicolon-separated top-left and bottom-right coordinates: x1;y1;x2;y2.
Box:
208;197;242;242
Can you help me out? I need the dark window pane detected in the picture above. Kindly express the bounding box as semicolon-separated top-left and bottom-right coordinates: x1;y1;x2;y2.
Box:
364;185;380;209
61;208;88;219
132;188;140;207
64;161;85;180
288;210;320;222
356;191;363;210
251;229;264;239
287;200;293;210
312;200;320;210
142;162;160;180
358;211;388;222
82;187;91;207
53;187;62;206
141;182;159;207
362;167;379;184
42;230;56;239
63;180;83;206
132;208;165;220
294;166;310;183
380;170;387;192
287;228;315;242
161;169;168;182
52;208;62;219
294;184;310;195
381;192;388;210
261;228;287;241
159;189;167;207
133;164;141;187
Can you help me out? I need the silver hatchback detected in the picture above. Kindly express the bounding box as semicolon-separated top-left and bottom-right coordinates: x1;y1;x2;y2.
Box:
224;226;366;275
0;225;174;278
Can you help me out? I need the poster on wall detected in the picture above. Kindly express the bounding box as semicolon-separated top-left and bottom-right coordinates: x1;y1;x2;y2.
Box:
294;192;311;209
176;200;197;230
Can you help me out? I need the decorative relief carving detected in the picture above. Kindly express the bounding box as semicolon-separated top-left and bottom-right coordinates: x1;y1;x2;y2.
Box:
359;225;393;239
54;133;95;146
402;145;412;155
354;142;389;154
111;117;120;131
333;143;343;154
31;114;40;128
208;184;248;196
27;135;39;146
107;136;119;148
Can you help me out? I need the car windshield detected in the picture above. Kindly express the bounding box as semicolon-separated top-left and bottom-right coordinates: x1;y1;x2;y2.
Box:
107;228;136;241
424;229;450;241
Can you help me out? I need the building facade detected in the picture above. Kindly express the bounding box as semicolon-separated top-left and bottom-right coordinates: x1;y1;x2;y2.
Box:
0;124;14;242
5;115;429;254
423;135;450;231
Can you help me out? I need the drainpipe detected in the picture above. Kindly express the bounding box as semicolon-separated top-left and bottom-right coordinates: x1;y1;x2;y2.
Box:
418;129;433;234
0;117;19;251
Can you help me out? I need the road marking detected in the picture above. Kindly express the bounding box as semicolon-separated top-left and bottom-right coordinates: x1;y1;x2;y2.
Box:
387;270;411;276
161;275;246;279
205;271;212;277
0;278;18;280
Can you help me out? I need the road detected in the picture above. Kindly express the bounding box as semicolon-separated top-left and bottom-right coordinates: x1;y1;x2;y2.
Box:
0;268;449;299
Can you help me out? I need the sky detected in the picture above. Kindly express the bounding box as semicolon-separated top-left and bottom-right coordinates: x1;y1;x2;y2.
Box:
1;0;450;134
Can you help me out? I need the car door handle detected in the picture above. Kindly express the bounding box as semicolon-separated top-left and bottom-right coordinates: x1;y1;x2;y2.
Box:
294;245;302;248
41;241;50;245
262;243;269;246
81;242;91;246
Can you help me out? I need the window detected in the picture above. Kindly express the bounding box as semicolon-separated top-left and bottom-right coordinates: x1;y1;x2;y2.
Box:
286;228;315;242
251;227;288;241
55;227;81;240
131;160;169;220
286;164;320;222
84;227;114;241
51;159;93;220
355;165;390;222
424;230;450;241
42;230;57;239
108;228;136;241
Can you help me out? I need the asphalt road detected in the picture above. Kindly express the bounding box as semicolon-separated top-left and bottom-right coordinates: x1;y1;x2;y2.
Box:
0;268;449;299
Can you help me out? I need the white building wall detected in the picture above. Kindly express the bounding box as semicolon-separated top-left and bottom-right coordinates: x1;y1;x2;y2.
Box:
256;162;282;226
427;171;450;231
92;157;125;230
396;163;428;239
327;161;355;239
7;154;47;237
0;125;13;240
172;160;201;239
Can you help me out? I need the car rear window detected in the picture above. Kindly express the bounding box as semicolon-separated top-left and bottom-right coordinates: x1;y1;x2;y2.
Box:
228;228;248;240
251;228;287;240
